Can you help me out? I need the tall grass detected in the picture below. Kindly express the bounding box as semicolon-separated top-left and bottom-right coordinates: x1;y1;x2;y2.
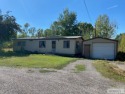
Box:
93;60;125;82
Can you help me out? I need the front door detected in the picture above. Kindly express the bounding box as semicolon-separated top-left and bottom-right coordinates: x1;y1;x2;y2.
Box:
84;44;90;58
52;41;56;53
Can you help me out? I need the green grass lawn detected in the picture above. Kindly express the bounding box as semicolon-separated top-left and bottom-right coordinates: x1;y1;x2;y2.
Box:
0;51;77;69
74;64;85;73
93;60;125;82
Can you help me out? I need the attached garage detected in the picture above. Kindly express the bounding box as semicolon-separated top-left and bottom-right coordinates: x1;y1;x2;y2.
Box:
92;43;115;59
83;37;118;60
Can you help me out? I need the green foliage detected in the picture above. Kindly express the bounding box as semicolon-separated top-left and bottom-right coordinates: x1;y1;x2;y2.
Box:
44;29;52;37
44;9;79;36
50;21;61;36
1;41;13;48
45;9;94;38
78;22;94;39
74;64;85;73
118;34;125;52
58;9;79;36
0;10;21;42
95;14;117;38
115;33;123;41
36;29;44;37
18;23;43;38
28;27;36;37
93;60;125;82
115;33;125;61
18;23;30;38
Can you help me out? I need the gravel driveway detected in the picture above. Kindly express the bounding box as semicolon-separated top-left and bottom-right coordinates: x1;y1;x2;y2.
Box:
0;60;124;94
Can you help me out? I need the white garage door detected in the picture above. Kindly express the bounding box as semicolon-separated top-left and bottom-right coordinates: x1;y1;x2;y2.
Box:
92;43;115;59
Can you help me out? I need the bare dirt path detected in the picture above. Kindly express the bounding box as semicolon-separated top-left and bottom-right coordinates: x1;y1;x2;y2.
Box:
0;60;124;94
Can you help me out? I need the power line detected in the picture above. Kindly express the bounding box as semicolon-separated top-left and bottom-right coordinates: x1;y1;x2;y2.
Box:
82;0;92;22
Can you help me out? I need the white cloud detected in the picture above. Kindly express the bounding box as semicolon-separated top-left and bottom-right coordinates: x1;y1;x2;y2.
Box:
107;5;119;10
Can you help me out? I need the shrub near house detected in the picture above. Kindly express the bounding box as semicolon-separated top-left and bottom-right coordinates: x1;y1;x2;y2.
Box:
116;34;125;61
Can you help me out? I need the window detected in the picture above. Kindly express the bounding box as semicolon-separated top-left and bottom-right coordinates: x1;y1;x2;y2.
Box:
52;41;56;49
39;41;46;48
17;41;26;46
63;41;70;48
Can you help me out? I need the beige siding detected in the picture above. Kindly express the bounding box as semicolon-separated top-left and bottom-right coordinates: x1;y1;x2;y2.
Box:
13;39;81;55
25;40;39;52
13;40;26;51
82;38;118;58
56;39;75;55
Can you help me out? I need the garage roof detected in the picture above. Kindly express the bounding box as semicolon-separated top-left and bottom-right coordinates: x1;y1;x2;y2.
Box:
83;37;118;42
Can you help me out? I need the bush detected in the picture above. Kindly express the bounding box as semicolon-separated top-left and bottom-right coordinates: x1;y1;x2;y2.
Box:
2;41;13;48
116;52;125;61
118;34;125;52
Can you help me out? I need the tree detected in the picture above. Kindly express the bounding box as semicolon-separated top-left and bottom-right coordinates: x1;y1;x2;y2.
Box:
24;23;30;34
18;23;30;38
36;29;44;37
28;27;36;37
78;22;94;39
58;9;79;36
22;23;30;37
95;14;117;38
41;9;80;37
43;9;94;37
50;21;62;36
0;10;21;43
44;29;52;37
116;33;125;52
119;34;125;52
115;33;123;41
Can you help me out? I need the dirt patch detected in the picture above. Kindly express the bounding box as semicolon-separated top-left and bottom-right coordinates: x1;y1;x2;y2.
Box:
110;61;125;71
